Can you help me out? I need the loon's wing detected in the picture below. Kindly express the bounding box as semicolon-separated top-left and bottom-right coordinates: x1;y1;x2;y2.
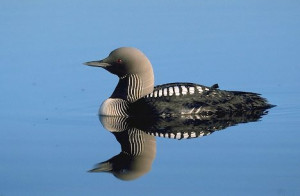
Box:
130;83;273;117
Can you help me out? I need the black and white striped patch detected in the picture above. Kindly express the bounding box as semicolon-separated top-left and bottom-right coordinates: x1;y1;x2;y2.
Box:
127;74;143;102
145;83;210;98
100;116;129;132
99;98;129;116
147;130;211;139
127;128;145;156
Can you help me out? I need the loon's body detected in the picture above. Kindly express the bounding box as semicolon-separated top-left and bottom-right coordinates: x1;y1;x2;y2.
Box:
130;82;271;117
84;47;273;117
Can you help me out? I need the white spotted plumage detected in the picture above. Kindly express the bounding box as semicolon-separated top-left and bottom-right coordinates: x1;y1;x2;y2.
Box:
163;88;168;96
145;84;211;99
158;89;163;97
181;86;188;95
174;86;180;96
197;86;203;93
145;129;212;139
168;87;174;96
189;87;195;94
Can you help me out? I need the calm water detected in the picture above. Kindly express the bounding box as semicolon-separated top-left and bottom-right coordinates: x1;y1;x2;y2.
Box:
1;1;300;196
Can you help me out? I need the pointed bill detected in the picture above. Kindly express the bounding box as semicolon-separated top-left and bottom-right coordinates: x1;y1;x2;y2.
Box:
83;60;110;67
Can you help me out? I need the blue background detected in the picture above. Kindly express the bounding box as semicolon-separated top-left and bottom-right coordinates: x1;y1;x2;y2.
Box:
1;1;299;195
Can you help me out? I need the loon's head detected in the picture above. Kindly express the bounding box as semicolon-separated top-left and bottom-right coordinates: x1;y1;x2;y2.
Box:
84;47;153;78
84;47;155;102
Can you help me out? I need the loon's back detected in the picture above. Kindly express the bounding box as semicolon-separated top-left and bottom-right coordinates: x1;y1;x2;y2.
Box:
130;83;273;117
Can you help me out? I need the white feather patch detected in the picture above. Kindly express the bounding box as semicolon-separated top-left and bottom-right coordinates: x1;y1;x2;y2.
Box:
158;89;163;97
181;86;188;95
197;86;203;93
189;87;195;94
163;88;168;96
169;87;174;96
174;86;180;96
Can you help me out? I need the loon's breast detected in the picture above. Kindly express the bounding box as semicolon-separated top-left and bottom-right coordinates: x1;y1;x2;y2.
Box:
129;83;272;117
100;98;129;116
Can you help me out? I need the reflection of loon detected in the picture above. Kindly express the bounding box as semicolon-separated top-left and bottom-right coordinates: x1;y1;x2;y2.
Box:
89;122;156;181
89;110;270;180
84;47;274;117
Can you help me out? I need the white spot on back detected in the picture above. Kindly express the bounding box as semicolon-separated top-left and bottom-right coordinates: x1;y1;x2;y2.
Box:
189;87;195;94
197;86;203;93
163;88;168;96
158;89;163;97
174;86;180;96
169;87;174;96
181;86;188;95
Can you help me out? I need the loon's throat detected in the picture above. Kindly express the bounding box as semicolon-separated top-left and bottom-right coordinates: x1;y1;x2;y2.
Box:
111;73;154;102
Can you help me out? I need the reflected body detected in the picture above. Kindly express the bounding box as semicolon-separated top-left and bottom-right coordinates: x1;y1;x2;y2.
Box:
84;47;274;117
90;108;271;180
89;126;156;181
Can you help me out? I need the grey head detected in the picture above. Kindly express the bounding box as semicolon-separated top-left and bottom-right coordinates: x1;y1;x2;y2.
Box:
84;47;153;77
84;47;154;102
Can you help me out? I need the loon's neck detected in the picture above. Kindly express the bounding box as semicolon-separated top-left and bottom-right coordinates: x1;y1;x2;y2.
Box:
110;73;154;103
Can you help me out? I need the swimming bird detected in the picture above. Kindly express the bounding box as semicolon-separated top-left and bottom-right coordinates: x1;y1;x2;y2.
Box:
84;47;273;117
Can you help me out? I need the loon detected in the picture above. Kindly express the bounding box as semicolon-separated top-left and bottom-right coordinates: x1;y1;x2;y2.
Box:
84;47;274;117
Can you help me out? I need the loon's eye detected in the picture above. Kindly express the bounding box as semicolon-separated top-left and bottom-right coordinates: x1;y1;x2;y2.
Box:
116;59;123;64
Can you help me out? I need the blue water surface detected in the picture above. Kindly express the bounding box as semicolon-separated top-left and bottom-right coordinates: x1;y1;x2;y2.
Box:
1;1;300;196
